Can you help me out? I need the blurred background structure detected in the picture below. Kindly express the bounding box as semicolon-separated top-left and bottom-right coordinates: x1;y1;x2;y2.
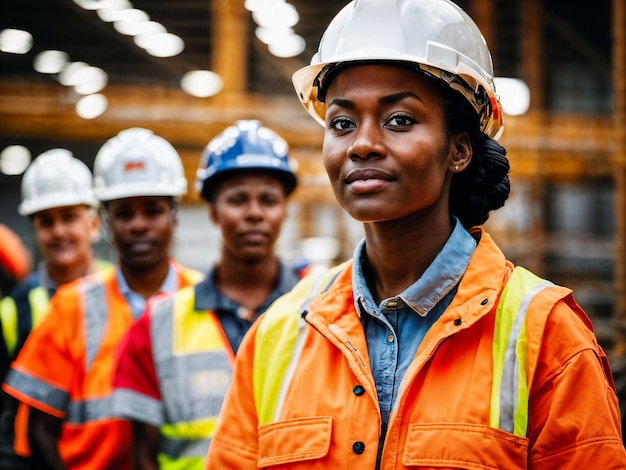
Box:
0;0;624;355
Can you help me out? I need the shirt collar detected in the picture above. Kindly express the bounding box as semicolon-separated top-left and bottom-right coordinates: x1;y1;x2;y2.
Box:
36;261;56;291
352;217;477;317
194;261;300;312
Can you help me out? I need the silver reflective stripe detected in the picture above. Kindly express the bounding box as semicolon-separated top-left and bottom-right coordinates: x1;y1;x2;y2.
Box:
160;436;211;459
66;395;116;424
150;292;231;423
499;281;552;433
4;367;69;412
81;280;107;372
112;388;163;427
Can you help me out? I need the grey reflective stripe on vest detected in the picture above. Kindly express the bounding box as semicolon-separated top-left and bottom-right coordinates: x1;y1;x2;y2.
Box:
160;436;212;460
4;366;69;411
81;280;107;372
65;279;112;424
150;289;231;461
66;395;115;424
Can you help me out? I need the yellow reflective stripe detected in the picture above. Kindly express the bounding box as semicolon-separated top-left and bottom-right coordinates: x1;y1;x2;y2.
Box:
254;264;346;426
28;286;50;329
0;296;19;357
173;287;228;355
157;454;205;470
491;266;550;437
182;267;205;285
161;416;217;439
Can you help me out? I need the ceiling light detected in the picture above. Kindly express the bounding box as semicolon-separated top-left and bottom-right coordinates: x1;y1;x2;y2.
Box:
255;26;294;45
268;34;305;58
0;145;31;176
144;32;184;57
113;9;150;36
181;70;223;98
76;94;108;119
0;29;33;54
73;66;109;95
58;61;89;86
252;2;299;28
245;0;285;12
73;0;103;10
96;0;133;22
33;50;70;74
493;77;531;116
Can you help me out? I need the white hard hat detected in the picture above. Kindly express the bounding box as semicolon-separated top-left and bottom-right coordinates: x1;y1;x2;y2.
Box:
18;149;99;216
292;0;504;139
93;128;187;202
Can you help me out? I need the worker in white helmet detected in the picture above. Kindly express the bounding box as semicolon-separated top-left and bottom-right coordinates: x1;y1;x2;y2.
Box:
0;149;110;470
2;128;202;470
112;120;303;470
207;0;626;468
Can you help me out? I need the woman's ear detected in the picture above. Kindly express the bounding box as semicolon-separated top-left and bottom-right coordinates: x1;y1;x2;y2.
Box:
449;132;472;173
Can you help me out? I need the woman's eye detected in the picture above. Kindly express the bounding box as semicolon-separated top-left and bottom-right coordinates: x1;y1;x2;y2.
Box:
387;114;415;127
330;118;354;131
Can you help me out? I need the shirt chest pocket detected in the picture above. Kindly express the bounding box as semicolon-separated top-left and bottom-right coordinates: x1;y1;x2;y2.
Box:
402;423;528;469
258;416;332;467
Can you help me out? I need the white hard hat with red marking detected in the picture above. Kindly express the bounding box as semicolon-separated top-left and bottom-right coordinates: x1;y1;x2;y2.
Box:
292;0;504;139
18;148;99;216
93;127;187;202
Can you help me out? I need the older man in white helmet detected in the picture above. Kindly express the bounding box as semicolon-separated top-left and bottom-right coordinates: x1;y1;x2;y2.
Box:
0;149;110;470
2;129;202;470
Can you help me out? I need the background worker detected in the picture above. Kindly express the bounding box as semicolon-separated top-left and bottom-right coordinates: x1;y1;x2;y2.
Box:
2;128;202;470
207;0;626;468
112;120;301;469
0;149;106;470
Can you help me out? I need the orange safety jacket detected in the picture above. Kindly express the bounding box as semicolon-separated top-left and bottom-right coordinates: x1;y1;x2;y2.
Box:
2;262;201;470
206;229;625;469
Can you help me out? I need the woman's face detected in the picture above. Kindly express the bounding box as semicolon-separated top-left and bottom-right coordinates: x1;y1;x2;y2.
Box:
322;64;468;224
209;172;287;263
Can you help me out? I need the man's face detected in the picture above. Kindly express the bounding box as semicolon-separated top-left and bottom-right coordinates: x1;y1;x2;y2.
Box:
106;196;176;270
209;172;287;263
32;204;99;269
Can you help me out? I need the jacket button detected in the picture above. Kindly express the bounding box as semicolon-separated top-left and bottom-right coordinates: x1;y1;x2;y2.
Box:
352;441;365;454
481;298;489;305
353;385;365;396
454;318;462;326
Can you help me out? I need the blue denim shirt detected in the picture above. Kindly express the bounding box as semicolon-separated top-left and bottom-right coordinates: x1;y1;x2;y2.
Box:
352;217;476;462
116;264;179;319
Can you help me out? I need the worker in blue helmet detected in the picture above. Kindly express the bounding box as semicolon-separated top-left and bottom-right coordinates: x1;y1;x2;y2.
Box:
111;120;303;470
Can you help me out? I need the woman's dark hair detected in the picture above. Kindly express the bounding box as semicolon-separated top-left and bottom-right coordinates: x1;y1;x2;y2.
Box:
438;81;510;229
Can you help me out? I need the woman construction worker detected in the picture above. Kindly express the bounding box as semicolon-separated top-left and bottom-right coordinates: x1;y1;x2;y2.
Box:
0;149;108;470
111;119;302;469
206;1;626;468
2;128;202;470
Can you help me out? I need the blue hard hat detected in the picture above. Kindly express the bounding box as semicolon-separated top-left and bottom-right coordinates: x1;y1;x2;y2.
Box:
196;120;298;201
